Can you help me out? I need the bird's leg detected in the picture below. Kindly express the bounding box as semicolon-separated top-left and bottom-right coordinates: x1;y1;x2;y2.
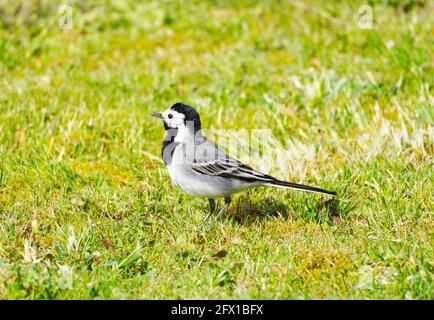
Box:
208;197;231;228
200;198;216;228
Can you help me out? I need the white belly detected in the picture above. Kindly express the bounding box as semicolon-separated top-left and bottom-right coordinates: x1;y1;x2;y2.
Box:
166;164;233;197
166;143;251;198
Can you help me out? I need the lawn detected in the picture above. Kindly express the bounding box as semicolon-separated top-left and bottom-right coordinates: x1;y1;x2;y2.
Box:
0;0;433;299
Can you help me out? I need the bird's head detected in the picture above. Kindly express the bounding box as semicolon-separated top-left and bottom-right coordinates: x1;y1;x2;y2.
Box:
151;102;201;132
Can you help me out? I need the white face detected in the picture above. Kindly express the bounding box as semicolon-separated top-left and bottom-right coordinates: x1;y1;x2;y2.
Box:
161;108;185;129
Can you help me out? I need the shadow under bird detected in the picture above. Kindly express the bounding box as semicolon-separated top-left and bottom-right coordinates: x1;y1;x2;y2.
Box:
151;102;336;228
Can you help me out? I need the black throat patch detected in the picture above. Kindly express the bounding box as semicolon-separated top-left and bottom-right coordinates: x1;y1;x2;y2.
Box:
162;128;179;165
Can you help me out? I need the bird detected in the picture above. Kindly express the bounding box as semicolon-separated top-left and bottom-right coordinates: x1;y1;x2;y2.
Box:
151;102;336;228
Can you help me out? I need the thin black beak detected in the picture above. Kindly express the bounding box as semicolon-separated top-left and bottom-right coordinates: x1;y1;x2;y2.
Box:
151;112;163;119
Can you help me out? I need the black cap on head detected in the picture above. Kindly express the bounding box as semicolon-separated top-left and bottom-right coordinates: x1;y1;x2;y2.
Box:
170;102;201;131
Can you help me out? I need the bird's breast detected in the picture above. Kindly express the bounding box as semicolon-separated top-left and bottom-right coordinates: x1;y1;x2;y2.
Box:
165;142;251;198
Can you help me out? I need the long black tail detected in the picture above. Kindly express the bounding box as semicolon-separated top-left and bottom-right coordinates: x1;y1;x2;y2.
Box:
264;180;337;196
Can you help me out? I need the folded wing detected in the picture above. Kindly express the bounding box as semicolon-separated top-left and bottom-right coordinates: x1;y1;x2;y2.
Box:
190;139;336;196
192;158;277;184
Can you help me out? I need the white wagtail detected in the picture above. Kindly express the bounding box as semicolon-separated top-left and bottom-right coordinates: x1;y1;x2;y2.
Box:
151;102;336;228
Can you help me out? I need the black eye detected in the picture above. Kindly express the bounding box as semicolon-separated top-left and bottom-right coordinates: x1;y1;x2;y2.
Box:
168;114;173;119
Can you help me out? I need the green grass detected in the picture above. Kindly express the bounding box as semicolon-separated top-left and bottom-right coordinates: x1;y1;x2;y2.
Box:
0;0;433;299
